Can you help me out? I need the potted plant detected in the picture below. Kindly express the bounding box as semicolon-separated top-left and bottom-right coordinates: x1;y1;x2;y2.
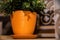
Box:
0;0;45;36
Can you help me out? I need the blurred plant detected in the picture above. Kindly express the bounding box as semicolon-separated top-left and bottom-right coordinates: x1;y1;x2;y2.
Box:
0;0;12;15
0;0;46;15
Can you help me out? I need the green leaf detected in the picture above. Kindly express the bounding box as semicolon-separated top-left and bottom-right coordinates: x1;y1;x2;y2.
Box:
0;0;45;15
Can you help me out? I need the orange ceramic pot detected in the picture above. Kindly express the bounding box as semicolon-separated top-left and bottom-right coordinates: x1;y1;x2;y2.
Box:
10;10;37;35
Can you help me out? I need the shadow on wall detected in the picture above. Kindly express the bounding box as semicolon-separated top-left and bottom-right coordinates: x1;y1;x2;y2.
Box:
2;16;13;35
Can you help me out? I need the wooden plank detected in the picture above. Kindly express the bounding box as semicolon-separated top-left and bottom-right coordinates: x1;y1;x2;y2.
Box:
38;33;55;37
40;26;54;29
39;29;55;33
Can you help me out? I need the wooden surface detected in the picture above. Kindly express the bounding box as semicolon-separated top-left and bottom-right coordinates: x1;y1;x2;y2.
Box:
0;36;56;40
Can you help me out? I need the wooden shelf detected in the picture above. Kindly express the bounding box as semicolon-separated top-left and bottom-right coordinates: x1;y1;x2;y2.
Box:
0;36;55;40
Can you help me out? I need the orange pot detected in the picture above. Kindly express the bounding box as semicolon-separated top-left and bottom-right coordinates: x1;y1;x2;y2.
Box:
10;10;37;35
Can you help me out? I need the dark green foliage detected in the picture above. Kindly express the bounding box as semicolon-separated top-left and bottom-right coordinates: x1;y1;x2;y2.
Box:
0;0;45;14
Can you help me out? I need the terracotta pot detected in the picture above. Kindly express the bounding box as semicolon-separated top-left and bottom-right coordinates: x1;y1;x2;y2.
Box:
10;10;37;35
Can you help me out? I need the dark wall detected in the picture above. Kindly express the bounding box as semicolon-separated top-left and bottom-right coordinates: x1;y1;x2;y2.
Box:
2;16;13;35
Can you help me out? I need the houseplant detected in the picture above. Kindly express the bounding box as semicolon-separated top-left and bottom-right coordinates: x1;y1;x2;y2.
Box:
0;0;45;36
